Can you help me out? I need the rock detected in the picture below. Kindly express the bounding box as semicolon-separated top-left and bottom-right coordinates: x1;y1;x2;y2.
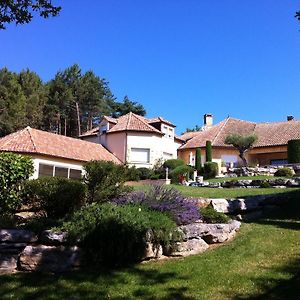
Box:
210;199;232;213
208;182;221;188
0;254;18;273
187;197;211;208
179;220;241;244
19;245;82;273
234;180;252;187
142;243;163;260
239;211;263;221
221;181;235;188
163;238;209;257
0;229;38;243
251;179;264;186
287;178;300;187
40;230;68;246
14;211;46;221
0;243;27;254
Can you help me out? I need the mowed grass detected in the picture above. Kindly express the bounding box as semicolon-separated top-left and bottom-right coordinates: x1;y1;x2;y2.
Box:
1;189;300;299
135;184;297;198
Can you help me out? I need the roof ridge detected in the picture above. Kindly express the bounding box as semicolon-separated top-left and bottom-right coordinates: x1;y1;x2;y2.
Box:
126;112;133;129
27;127;39;153
211;118;229;144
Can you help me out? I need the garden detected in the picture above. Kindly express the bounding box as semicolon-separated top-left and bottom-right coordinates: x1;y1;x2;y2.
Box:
1;152;300;299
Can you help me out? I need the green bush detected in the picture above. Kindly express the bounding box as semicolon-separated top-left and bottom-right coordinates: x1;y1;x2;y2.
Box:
170;165;193;183
274;167;293;177
288;139;300;163
59;203;178;265
201;206;230;224
163;159;185;170
124;166;140;181
136;167;154;180
0;152;33;213
203;162;218;179
150;174;160;180
260;181;271;188
23;177;86;218
84;160;131;203
205;140;212;162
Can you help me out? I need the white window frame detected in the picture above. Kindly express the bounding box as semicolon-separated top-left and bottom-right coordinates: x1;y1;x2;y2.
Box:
130;148;150;164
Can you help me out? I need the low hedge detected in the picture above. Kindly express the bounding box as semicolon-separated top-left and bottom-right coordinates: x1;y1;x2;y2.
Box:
274;167;294;177
201;206;230;224
23;177;86;218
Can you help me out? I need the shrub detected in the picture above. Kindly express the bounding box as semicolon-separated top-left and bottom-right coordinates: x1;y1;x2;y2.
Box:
203;162;218;179
84;160;131;203
201;206;230;224
260;181;271;188
170;165;194;183
112;185;201;225
163;159;185;170
0;152;33;213
58;203;178;265
150;174;160;180
124;165;140;181
195;148;202;175
274;167;294;177
205;140;212;162
136;167;154;180
288;139;300;163
23;177;86;218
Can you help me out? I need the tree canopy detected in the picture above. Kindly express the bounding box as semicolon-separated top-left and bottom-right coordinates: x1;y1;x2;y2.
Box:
0;0;61;29
224;134;258;166
0;65;147;137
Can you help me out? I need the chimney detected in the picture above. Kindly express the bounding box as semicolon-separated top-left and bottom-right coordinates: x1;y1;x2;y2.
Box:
287;115;294;121
204;113;213;127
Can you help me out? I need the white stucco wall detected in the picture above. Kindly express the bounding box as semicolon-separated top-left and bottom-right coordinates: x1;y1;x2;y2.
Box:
126;132;181;168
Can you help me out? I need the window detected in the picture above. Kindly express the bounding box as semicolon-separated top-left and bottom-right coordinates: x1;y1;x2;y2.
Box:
38;164;54;177
69;169;82;179
100;124;108;134
130;148;150;163
38;163;82;179
55;166;68;178
270;159;288;166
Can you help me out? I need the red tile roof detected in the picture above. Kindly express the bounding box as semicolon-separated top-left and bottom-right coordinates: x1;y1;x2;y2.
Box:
180;117;300;149
79;127;99;137
147;117;175;127
0;127;121;163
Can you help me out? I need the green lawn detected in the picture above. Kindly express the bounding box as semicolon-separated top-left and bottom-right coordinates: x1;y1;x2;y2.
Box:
207;175;286;182
1;189;300;299
135;184;298;199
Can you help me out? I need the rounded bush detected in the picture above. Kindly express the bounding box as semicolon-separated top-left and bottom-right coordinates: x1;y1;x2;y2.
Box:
23;177;86;218
136;167;153;180
201;206;230;224
274;167;293;177
59;203;178;265
163;159;185;170
288;139;300;163
203;162;218;179
170;165;193;183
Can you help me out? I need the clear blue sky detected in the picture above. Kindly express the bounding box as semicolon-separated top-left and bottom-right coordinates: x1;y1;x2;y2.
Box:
1;0;300;134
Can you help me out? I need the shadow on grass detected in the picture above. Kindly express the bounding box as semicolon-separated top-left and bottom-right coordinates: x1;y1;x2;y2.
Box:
232;258;300;300
234;188;300;299
0;264;195;300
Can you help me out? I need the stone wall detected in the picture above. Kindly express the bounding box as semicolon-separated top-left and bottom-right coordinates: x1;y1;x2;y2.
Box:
0;220;241;274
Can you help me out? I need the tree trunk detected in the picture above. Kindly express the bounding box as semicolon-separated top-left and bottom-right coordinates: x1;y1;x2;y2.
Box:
239;151;247;166
75;102;81;136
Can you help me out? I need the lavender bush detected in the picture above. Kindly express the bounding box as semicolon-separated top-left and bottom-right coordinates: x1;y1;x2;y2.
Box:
112;185;201;225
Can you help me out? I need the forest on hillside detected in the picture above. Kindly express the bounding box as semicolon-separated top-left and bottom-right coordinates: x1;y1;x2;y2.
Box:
0;64;146;137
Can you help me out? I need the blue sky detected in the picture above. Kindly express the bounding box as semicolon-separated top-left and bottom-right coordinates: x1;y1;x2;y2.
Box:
1;0;300;134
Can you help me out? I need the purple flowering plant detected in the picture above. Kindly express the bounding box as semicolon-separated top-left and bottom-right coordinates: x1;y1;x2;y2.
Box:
112;185;201;225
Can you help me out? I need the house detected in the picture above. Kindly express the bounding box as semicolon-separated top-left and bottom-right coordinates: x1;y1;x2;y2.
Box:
80;112;183;168
179;114;300;167
0;126;120;179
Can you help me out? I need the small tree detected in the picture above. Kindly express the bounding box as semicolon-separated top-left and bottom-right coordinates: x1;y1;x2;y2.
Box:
0;152;33;213
195;148;202;175
288;139;300;163
225;134;258;166
205;141;212;162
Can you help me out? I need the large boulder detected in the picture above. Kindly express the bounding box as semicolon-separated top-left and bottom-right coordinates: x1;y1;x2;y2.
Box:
0;254;18;274
287;178;300;187
142;243;163;260
179;220;241;244
0;229;38;243
19;245;82;273
40;230;69;246
163;238;209;257
210;199;232;213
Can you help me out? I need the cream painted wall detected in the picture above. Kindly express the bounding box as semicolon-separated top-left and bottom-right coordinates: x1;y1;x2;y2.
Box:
126;132;181;168
106;132;127;163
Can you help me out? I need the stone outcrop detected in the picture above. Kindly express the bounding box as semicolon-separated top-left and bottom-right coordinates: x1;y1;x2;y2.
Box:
19;245;81;273
0;229;38;243
40;230;68;246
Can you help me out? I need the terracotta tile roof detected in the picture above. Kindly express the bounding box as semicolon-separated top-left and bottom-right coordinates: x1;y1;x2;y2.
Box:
103;116;117;124
180;117;300;150
254;120;300;147
180;131;203;142
147;117;175;127
107;112;163;134
0;127;121;164
79;127;99;137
